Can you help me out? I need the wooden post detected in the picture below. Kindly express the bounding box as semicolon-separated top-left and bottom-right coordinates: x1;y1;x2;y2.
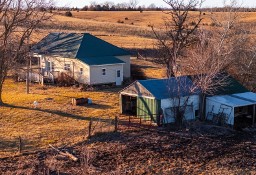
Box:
18;136;22;153
129;115;131;128
109;116;111;132
88;118;92;138
115;116;118;132
140;117;142;127
253;105;255;125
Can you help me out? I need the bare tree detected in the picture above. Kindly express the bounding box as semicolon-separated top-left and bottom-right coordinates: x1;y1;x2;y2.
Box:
129;0;139;9
0;0;53;105
152;0;203;78
155;0;254;126
185;0;252;120
152;0;203;127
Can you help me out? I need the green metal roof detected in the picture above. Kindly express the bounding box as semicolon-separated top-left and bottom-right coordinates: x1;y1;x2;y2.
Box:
210;73;249;96
81;56;125;66
76;33;130;58
32;33;130;65
32;33;83;58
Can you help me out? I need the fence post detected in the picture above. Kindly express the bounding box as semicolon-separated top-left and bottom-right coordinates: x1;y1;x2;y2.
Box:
18;136;22;153
88;118;92;139
129;115;131;128
109;116;111;132
115;116;118;132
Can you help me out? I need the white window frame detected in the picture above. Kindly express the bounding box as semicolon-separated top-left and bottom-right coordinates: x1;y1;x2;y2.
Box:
117;70;121;78
64;63;71;71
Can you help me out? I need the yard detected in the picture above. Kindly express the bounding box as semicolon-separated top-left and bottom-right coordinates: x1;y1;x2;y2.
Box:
0;55;166;158
0;79;121;158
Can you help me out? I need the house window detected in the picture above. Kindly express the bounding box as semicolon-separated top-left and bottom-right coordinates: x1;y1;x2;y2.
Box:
46;61;51;71
64;63;70;71
80;68;83;75
102;68;106;75
52;62;55;71
117;70;121;77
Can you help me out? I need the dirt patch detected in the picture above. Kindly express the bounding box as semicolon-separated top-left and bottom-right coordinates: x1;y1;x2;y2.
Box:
1;124;256;174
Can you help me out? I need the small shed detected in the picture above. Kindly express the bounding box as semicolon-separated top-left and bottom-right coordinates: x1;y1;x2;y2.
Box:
205;75;256;128
206;92;256;128
120;76;200;124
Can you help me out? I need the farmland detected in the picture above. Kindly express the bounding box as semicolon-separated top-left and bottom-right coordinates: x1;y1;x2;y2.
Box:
1;10;256;174
0;79;121;158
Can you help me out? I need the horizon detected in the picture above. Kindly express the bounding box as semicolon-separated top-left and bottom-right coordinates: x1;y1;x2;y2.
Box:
55;0;256;8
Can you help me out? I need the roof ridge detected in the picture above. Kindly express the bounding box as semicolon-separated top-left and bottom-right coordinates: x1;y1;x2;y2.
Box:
75;33;86;58
119;80;138;94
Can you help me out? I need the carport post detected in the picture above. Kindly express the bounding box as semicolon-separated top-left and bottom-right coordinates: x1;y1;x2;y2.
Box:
253;105;256;125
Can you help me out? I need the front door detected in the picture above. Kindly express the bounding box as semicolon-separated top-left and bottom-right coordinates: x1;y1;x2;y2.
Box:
116;70;122;85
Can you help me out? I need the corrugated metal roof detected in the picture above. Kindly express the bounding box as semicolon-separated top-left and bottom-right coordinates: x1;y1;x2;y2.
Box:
32;33;130;65
81;56;125;66
207;92;256;107
137;76;200;99
76;33;130;58
32;33;83;58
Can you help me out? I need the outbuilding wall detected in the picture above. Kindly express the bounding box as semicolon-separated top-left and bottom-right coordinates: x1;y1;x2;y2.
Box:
161;95;200;123
206;98;234;125
137;97;161;122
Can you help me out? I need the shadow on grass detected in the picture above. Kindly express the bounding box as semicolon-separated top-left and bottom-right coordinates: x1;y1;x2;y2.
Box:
2;103;113;123
0;136;41;154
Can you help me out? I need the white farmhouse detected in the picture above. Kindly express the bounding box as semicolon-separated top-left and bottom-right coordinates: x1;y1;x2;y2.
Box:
30;33;131;85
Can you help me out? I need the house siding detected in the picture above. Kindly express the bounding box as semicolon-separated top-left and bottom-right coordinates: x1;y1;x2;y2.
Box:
89;64;124;85
40;55;90;84
116;55;130;78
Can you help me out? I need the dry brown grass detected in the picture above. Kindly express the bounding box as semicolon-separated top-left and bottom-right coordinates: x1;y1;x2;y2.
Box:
0;79;121;158
63;11;256;28
132;59;166;79
0;59;164;158
30;11;256;54
30;29;156;51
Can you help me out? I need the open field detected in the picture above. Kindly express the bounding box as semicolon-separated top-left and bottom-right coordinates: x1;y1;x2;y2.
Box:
1;10;256;173
63;11;256;28
0;79;121;158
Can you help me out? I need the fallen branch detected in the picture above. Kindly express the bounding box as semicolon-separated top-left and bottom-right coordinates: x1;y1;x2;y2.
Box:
49;144;78;162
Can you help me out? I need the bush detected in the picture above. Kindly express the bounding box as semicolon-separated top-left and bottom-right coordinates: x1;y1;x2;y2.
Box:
117;19;124;23
125;17;129;20
190;21;196;26
65;11;73;17
131;22;134;25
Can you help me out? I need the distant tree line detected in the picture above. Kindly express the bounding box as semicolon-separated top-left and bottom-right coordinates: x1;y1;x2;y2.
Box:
202;7;256;12
49;1;164;12
80;1;164;11
47;1;256;13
